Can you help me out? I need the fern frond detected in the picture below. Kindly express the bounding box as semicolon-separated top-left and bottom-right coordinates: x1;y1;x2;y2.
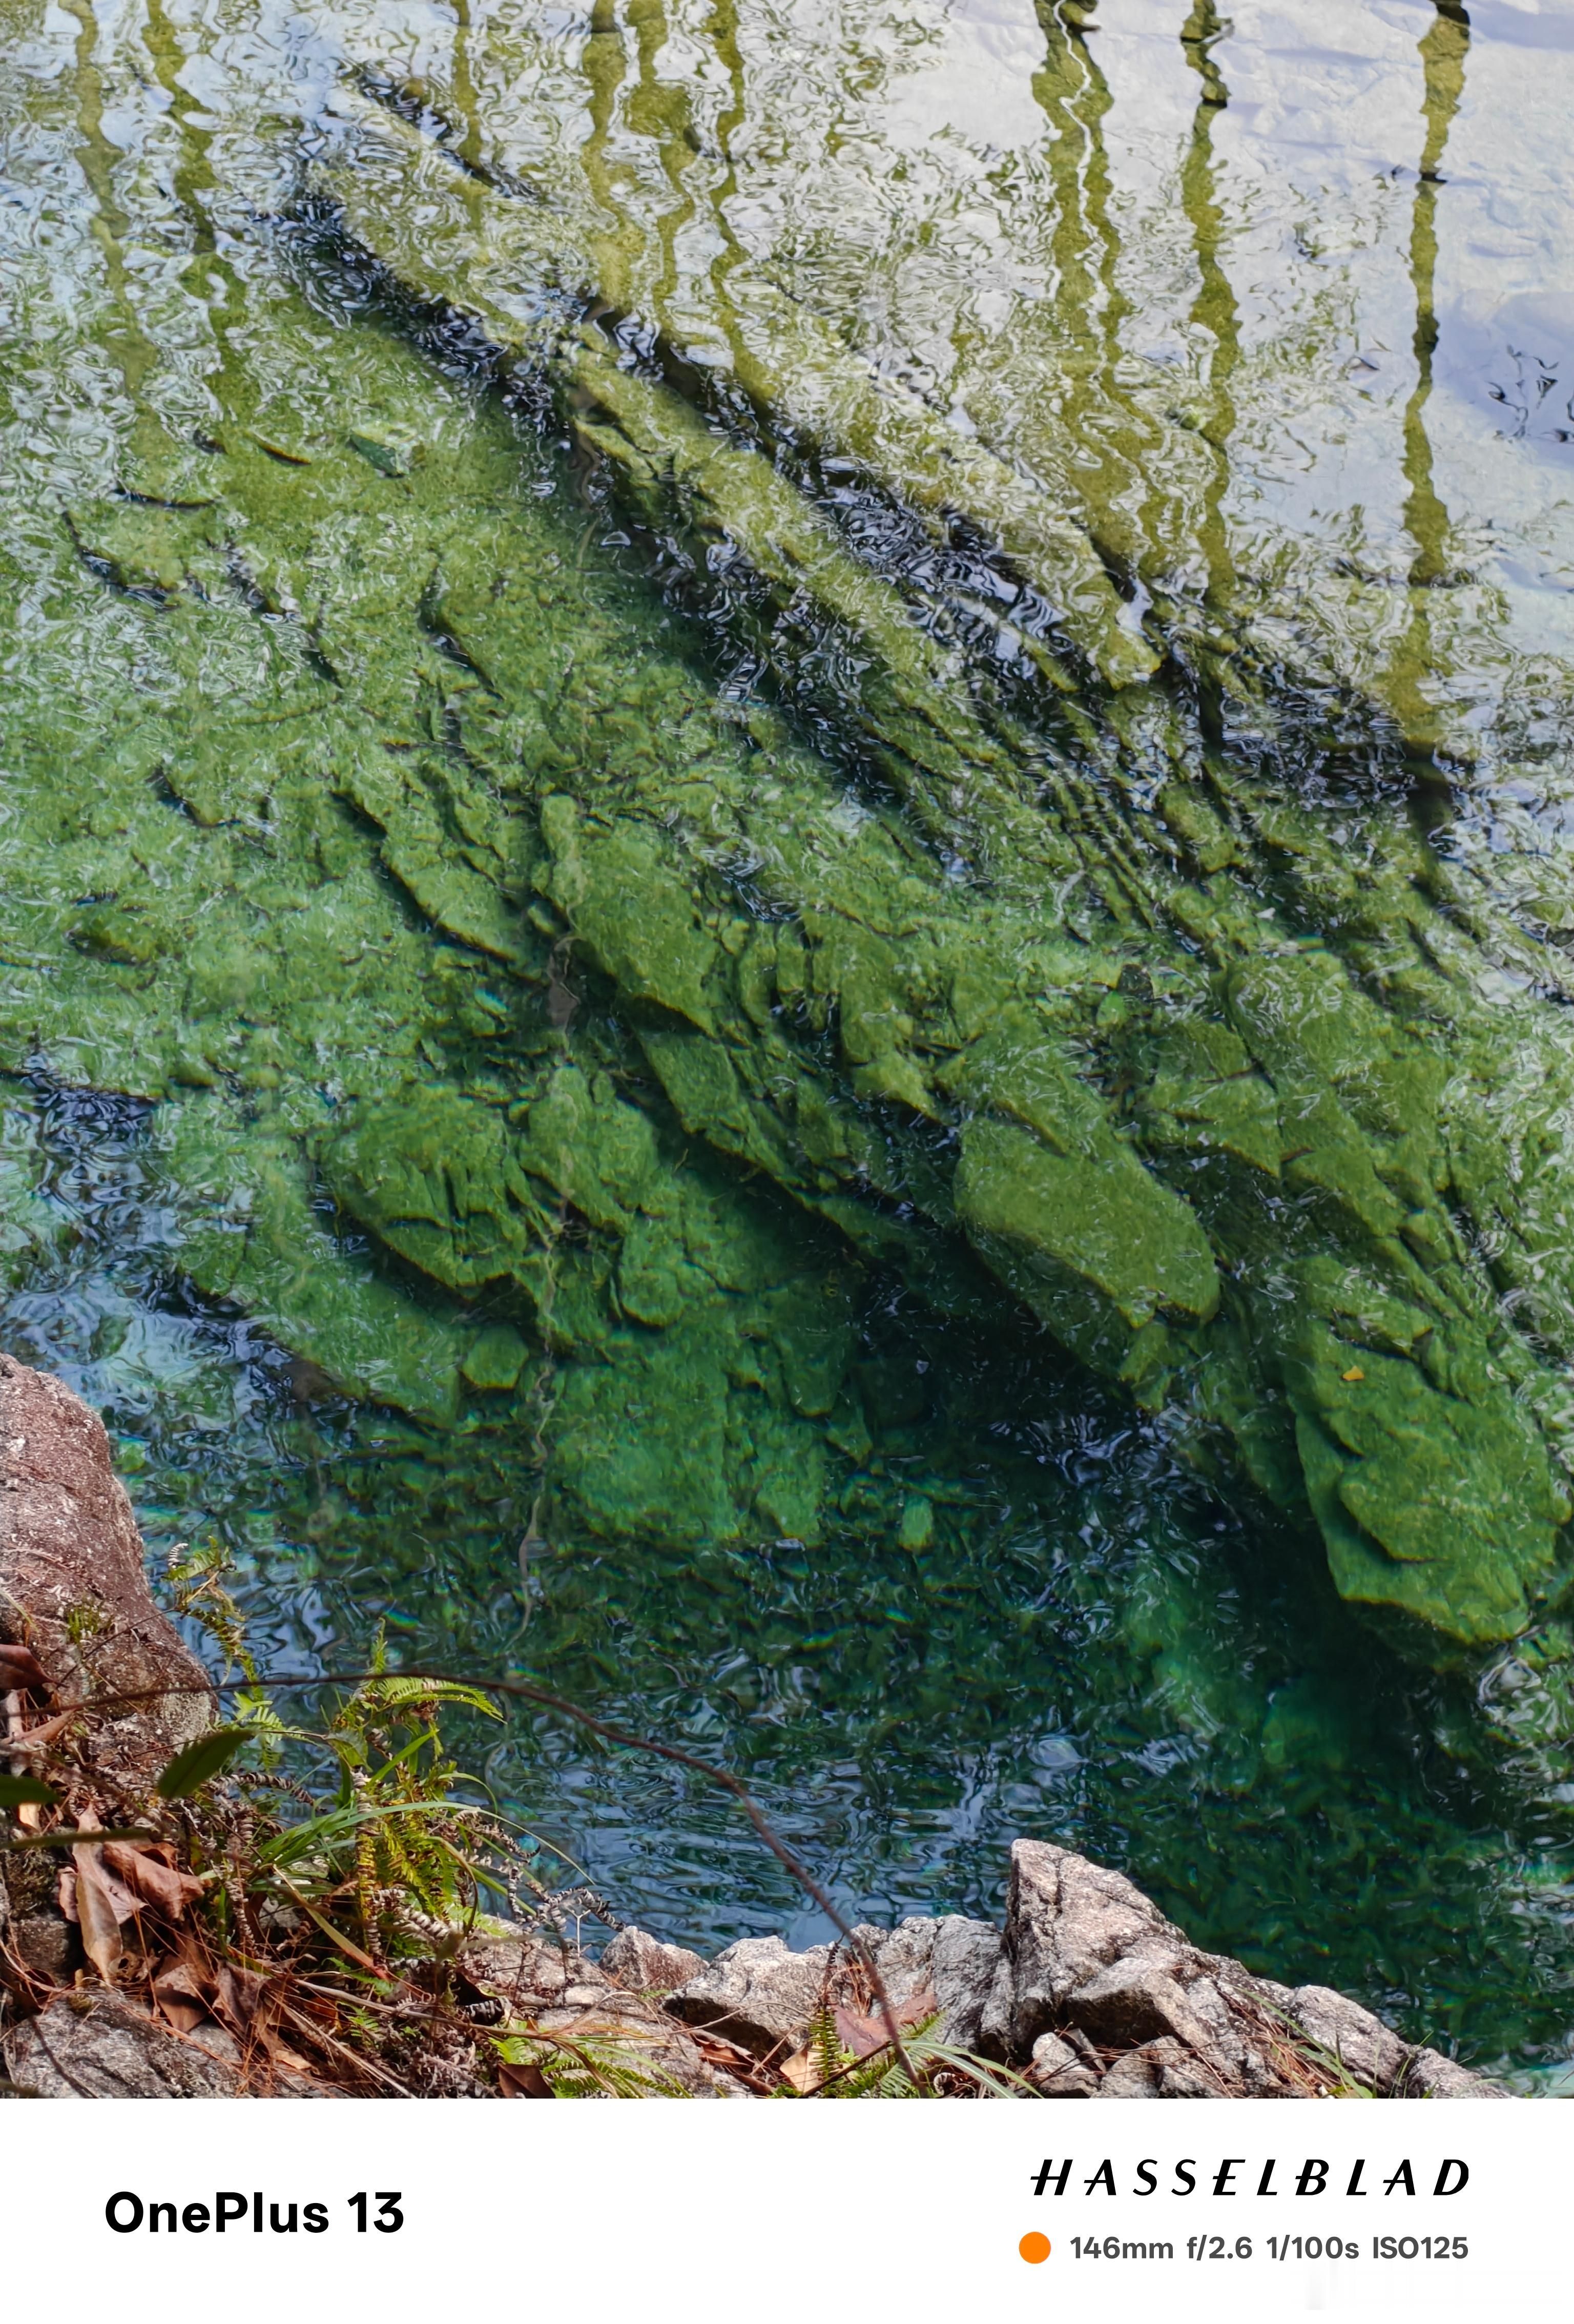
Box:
497;2028;691;2099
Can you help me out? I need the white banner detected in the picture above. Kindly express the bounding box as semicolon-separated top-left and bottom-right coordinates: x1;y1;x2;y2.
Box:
0;2094;1558;2320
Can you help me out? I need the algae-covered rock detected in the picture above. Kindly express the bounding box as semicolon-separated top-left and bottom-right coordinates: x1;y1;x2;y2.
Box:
7;0;1574;1669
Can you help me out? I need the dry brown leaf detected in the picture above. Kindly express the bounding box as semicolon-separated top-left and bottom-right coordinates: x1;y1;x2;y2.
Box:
4;1706;78;1756
498;2060;554;2098
156;1993;210;2035
212;1961;270;2038
152;1955;214;2034
72;1843;135;1984
103;1841;204;1919
0;1643;50;1697
779;2046;819;2093
834;2005;890;2060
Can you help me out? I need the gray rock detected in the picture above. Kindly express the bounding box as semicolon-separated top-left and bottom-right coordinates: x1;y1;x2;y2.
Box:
1004;1839;1188;2054
1095;2038;1227;2100
2;1992;325;2098
1284;1984;1410;2093
869;1917;935;2009
462;1924;611;2007
1401;2045;1512;2100
871;1915;1004;2049
978;1946;1018;2058
1095;2046;1163;2098
10;1910;77;1986
1152;2038;1234;2098
1027;2030;1099;2097
1063;1953;1219;2057
526;1988;758;2098
666;1935;833;2059
990;1839;1507;2098
599;1927;708;1994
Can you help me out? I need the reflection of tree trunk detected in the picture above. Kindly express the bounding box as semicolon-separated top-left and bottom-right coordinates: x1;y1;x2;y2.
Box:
574;0;702;322
445;0;485;183
141;0;247;427
1403;2;1469;588
1385;3;1469;753
60;0;158;405
1178;1;1238;609
699;0;749;318
579;0;633;305
1028;0;1157;577
623;0;698;323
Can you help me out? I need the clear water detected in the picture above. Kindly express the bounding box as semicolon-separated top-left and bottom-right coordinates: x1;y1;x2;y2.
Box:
3;0;1573;2077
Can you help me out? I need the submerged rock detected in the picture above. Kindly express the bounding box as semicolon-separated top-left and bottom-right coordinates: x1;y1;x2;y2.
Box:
5;27;1574;1657
282;116;1574;1652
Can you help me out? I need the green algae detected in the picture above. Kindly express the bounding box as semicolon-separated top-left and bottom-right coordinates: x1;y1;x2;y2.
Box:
294;117;1574;1652
5;5;1574;1652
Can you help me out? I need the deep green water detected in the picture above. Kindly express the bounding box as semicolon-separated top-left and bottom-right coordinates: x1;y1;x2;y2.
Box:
3;0;1574;2074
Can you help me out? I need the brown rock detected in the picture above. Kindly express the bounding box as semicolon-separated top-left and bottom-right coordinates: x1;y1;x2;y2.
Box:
600;1926;707;1994
0;1358;212;1786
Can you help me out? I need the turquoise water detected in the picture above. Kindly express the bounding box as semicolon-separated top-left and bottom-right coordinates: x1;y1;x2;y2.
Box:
2;0;1574;2076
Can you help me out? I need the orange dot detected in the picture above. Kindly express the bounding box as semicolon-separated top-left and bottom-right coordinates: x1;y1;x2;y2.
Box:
1019;2232;1051;2265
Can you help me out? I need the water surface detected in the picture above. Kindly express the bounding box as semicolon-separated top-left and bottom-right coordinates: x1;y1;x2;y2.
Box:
3;0;1574;2074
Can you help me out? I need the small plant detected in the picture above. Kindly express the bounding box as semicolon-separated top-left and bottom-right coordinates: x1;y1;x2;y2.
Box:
1;1567;583;2094
783;2001;1038;2098
494;2026;687;2098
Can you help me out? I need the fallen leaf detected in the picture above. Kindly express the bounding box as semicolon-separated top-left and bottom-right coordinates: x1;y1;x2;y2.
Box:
1342;1366;1365;1382
498;2060;554;2098
832;1987;937;2060
153;1957;215;2035
834;2005;890;2060
72;1843;136;1984
103;1841;204;1919
154;1993;209;2036
0;1642;50;1697
779;2046;819;2093
4;1707;79;1756
212;1961;271;2038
